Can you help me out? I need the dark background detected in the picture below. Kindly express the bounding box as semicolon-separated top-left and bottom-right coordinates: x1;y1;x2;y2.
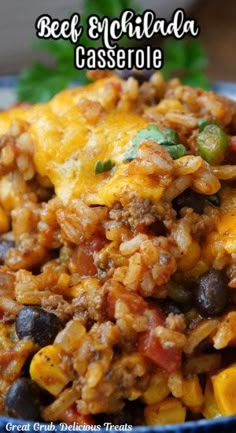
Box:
194;0;236;81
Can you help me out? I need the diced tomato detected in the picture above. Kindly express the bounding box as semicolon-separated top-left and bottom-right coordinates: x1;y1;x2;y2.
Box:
146;306;166;327
69;236;107;277
107;284;148;318
70;245;97;277
139;331;182;373
107;284;182;372
90;236;107;252
138;307;182;373
135;223;146;234
230;136;236;152
60;405;94;425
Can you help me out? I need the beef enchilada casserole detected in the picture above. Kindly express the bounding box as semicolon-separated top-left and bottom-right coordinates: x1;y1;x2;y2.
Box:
0;72;235;425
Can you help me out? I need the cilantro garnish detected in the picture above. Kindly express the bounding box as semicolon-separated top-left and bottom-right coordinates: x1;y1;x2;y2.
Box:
124;125;186;161
95;160;115;174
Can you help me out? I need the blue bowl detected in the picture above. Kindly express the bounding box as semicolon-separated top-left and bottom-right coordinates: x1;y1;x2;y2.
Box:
0;77;236;432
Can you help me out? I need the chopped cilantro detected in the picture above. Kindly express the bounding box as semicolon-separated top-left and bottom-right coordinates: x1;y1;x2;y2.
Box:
162;127;179;145
124;125;186;161
161;144;186;159
95;160;115;174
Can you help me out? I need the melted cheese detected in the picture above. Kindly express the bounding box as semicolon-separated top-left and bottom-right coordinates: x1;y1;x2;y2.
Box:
0;77;164;205
0;77;235;264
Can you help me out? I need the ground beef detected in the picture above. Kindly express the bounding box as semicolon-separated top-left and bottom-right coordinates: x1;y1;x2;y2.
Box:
109;196;158;231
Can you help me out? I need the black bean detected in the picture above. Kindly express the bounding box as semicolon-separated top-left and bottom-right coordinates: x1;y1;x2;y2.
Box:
159;300;182;315
96;401;141;426
220;348;236;368
0;239;15;264
149;220;167;236
173;189;206;215
195;270;229;317
107;409;134;426
5;378;40;420
117;69;153;84
16;306;63;346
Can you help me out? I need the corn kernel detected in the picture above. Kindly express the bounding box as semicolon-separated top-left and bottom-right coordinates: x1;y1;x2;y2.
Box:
202;379;222;419
30;345;72;396
144;398;186;426
217;211;236;254
182;375;204;411
202;232;219;265
178;241;201;272
212;364;236;415
143;370;170;404
56;273;70;294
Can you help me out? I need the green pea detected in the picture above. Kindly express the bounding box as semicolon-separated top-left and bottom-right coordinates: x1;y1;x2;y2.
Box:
167;281;192;304
197;124;229;164
197;119;219;131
